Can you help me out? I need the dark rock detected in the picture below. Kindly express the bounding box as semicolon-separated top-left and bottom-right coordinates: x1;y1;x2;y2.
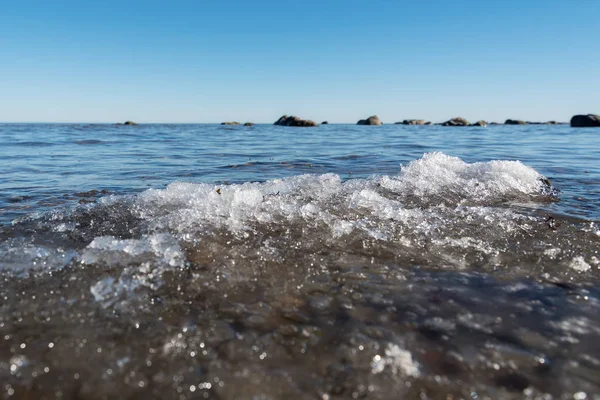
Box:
123;121;137;126
442;117;470;126
243;122;254;127
489;122;500;125
321;121;328;125
570;114;600;127
274;115;318;127
471;120;487;127
505;119;527;125
357;115;382;125
221;122;241;126
424;121;432;125
397;119;426;125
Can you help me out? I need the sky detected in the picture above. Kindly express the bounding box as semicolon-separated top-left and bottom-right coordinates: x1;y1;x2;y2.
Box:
0;0;598;123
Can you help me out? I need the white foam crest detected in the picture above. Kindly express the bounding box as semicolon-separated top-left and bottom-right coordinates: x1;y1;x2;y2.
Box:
136;174;347;234
379;152;546;204
114;153;551;247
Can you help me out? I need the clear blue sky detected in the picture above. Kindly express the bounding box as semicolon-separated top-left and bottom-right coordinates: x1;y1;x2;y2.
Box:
1;0;598;123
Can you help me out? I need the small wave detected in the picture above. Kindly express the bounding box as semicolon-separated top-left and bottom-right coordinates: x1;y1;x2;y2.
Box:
74;139;104;145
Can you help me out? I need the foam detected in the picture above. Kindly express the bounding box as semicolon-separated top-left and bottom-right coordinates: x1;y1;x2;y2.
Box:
128;153;550;242
1;153;558;276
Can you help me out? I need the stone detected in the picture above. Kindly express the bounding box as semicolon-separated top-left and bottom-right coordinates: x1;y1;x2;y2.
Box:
357;115;382;125
442;117;470;126
570;114;600;127
123;121;137;126
321;121;328;125
397;119;426;125
244;122;254;127
221;122;241;126
274;115;318;127
505;119;527;125
471;120;487;127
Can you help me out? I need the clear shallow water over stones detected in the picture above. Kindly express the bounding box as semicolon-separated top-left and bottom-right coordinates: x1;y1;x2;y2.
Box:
0;123;599;399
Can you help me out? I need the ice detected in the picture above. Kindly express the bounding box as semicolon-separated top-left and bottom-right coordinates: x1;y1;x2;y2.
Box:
80;233;184;268
570;256;592;272
371;344;420;377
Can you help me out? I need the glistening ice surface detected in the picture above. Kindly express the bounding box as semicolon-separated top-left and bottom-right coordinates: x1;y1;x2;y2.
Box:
0;124;599;399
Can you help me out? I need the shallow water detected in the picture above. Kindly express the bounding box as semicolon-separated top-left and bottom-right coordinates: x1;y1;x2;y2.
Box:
0;123;599;399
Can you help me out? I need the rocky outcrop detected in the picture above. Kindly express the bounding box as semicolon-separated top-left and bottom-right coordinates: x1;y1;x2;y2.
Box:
123;121;137;126
570;114;600;127
321;121;328;125
442;117;470;126
470;120;487;127
357;116;382;125
244;122;254;127
274;115;318;127
221;122;241;126
396;119;426;125
505;119;527;125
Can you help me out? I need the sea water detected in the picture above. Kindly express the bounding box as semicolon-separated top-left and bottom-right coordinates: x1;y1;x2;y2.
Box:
0;123;599;399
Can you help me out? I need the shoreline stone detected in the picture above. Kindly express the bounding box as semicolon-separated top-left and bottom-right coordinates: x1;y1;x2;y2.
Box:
221;121;241;126
570;114;600;127
471;120;487;127
505;119;527;125
442;117;470;126
274;115;318;127
357;115;382;125
396;119;427;125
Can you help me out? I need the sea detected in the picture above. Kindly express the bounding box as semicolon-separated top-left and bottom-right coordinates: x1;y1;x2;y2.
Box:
0;123;599;399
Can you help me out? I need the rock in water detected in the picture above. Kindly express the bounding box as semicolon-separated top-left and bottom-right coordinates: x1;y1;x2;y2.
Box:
398;119;426;125
321;121;328;125
442;117;470;126
471;120;488;127
274;115;318;127
505;119;528;125
221;122;241;126
357;115;382;125
244;122;254;126
570;114;600;127
123;121;137;125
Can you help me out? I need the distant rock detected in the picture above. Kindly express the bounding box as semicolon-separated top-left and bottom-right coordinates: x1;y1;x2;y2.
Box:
489;122;500;125
221;121;241;126
570;114;600;127
424;121;432;125
321;121;328;125
274;115;318;127
442;117;470;126
123;121;137;126
471;120;488;127
244;122;254;127
505;119;527;125
357;116;382;125
397;119;426;125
